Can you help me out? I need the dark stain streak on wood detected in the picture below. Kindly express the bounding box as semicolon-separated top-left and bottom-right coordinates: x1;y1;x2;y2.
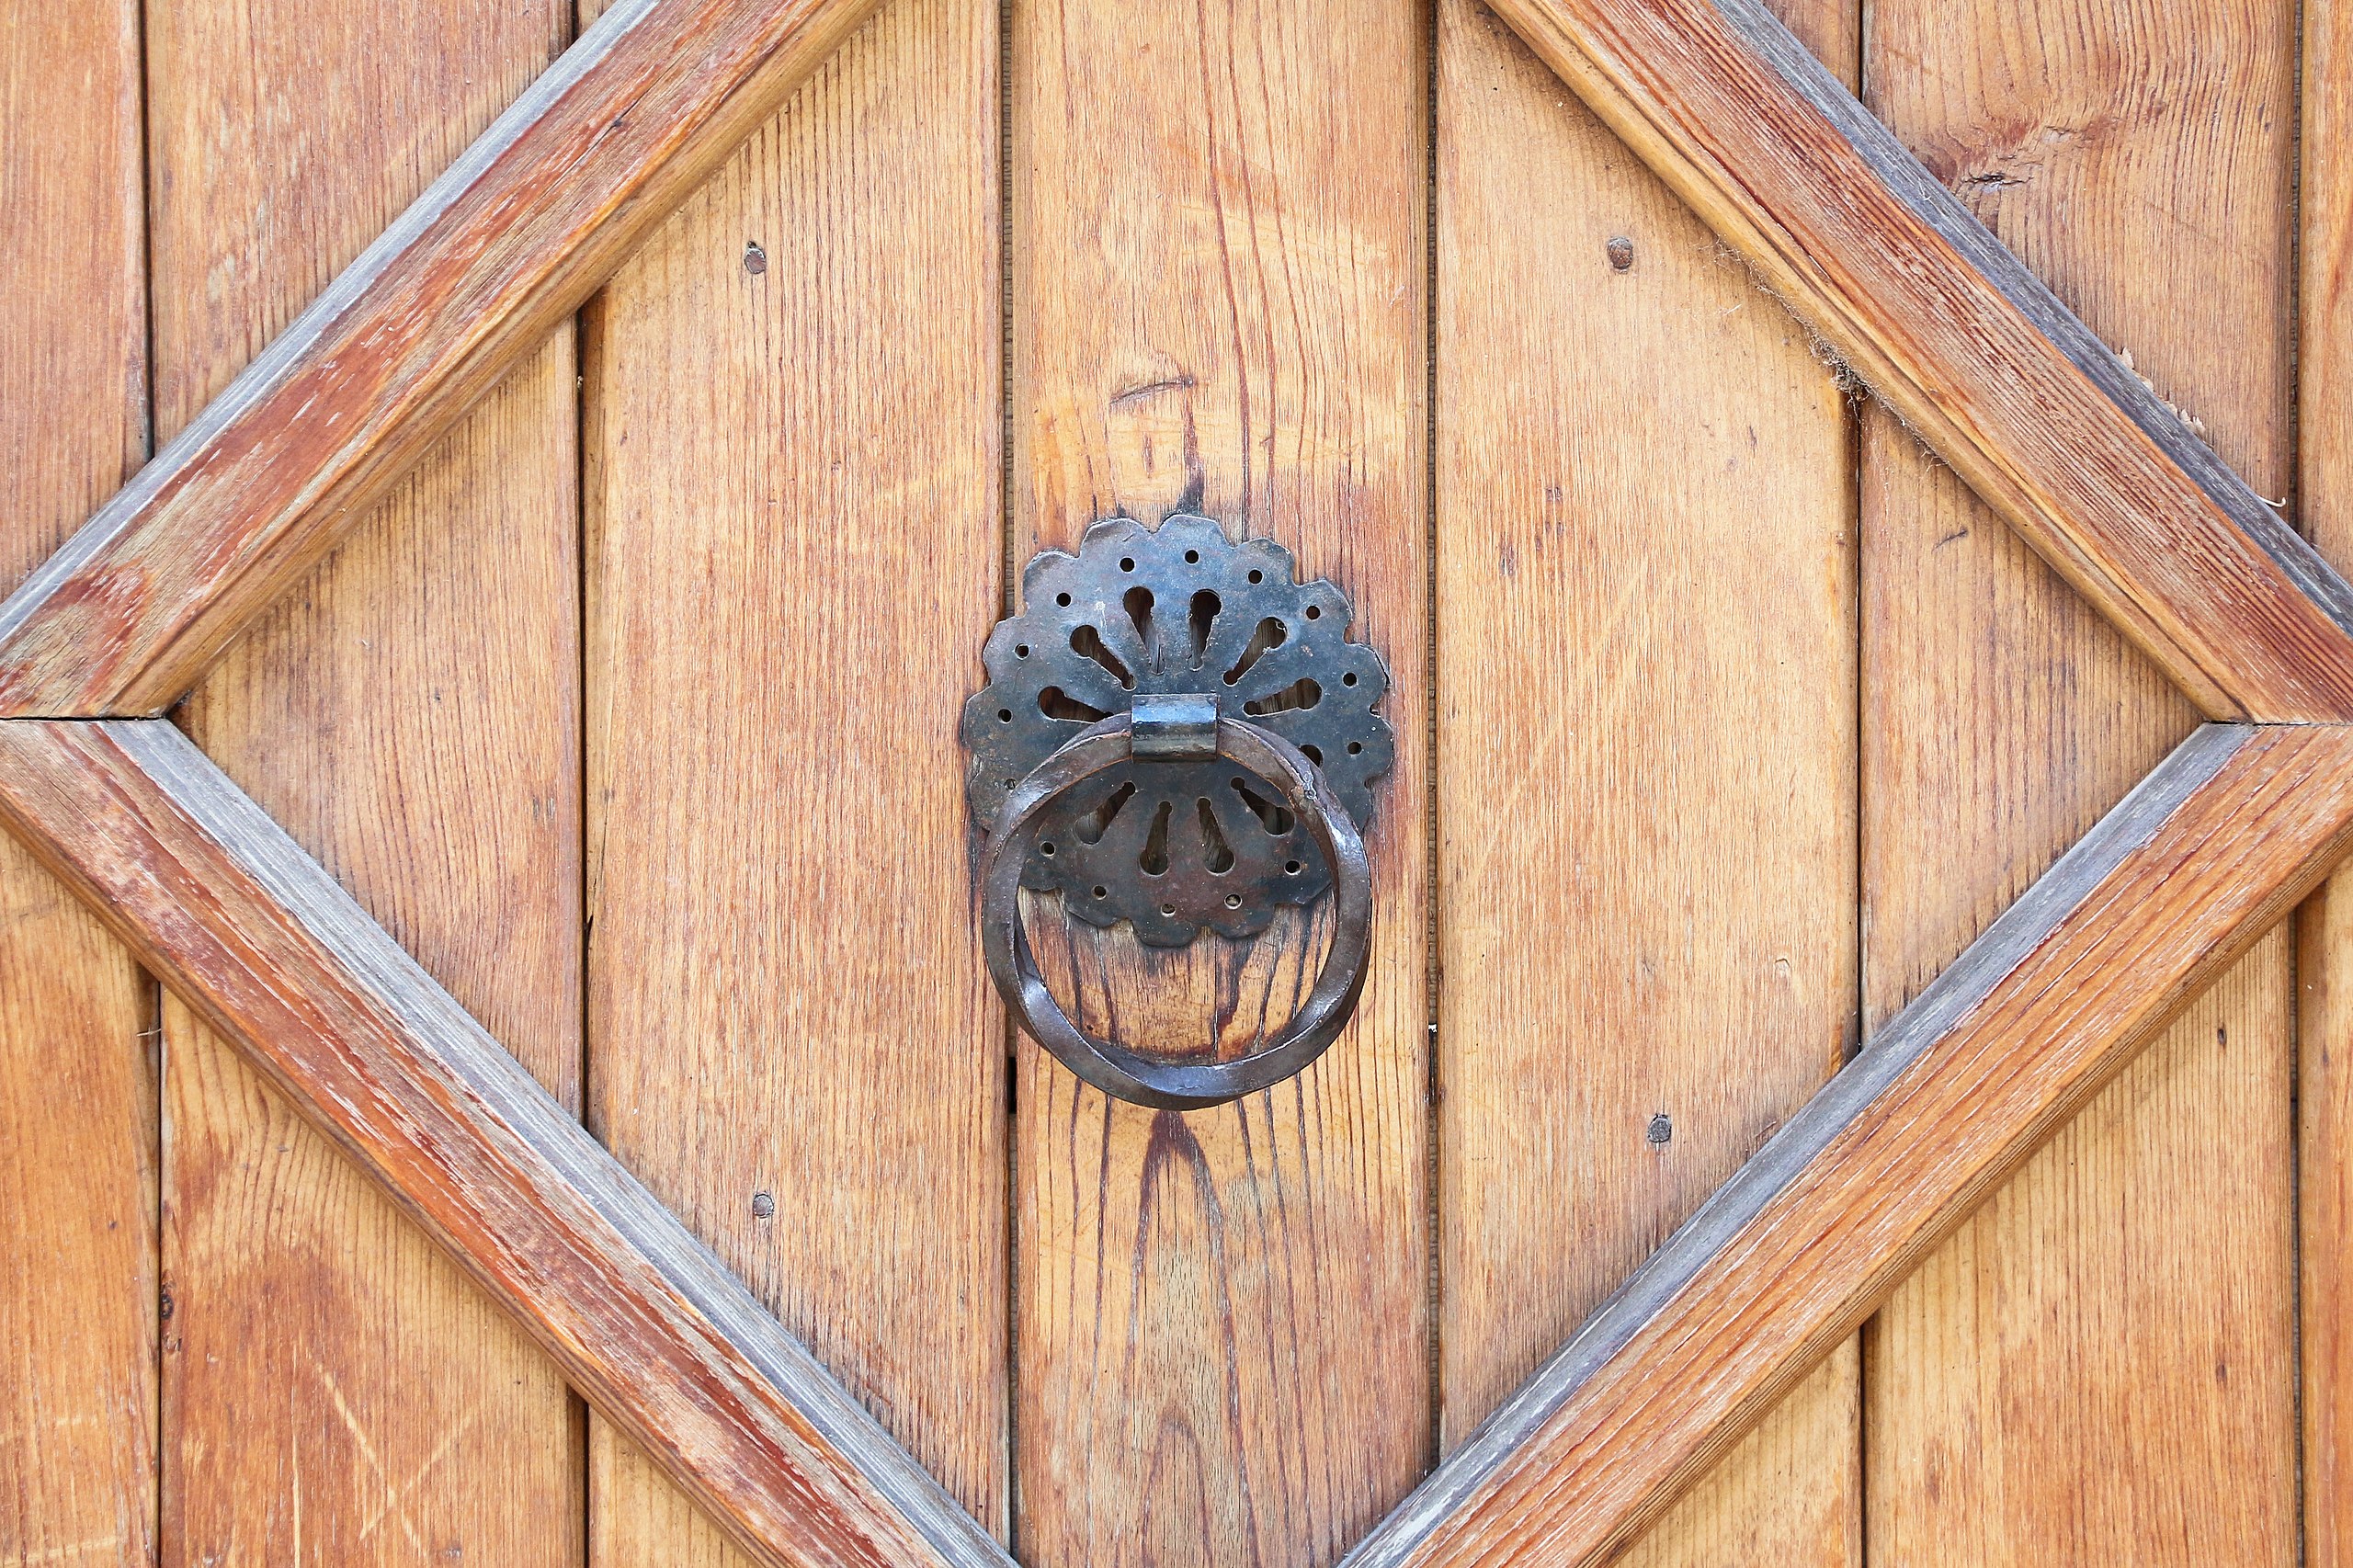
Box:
1110;374;1199;406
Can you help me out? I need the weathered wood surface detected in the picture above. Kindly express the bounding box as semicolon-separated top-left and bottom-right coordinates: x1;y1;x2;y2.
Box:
2305;4;2353;1561
2309;881;2353;1568
1344;723;2353;1568
0;0;885;721
1007;0;1432;1554
2;0;2344;1559
0;719;1017;1568
1433;0;1859;1563
580;0;1007;1556
0;827;152;1568
1480;0;2353;722
142;1;585;1556
1859;2;2299;1558
0;4;156;1562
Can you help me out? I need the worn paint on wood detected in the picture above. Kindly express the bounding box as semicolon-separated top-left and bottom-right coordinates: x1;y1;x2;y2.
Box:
0;0;890;721
1432;0;1858;1563
0;3;155;1562
10;724;2348;1568
0;0;2344;1559
1008;0;1432;1555
1480;0;2353;722
581;0;1007;1555
143;0;583;1559
1859;0;2300;1559
0;720;1013;1568
1346;722;2353;1568
2303;4;2353;1562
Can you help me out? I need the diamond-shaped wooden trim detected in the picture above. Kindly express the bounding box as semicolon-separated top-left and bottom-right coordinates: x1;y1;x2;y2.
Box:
0;0;2345;1566
1500;0;2353;724
0;0;885;719
0;721;1007;1568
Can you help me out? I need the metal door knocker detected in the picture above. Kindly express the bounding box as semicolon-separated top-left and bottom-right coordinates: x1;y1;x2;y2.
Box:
962;514;1392;1109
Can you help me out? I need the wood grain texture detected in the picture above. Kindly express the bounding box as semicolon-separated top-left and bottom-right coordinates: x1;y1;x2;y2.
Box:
2305;3;2353;1560
1475;0;2353;722
159;359;584;1565
2306;871;2353;1568
1007;0;1430;1555
0;0;146;590
1433;0;1858;1564
139;1;585;1557
1858;3;2300;1559
0;719;1017;1568
1342;722;2353;1568
0;0;888;720
0;825;152;1568
580;0;1006;1555
0;5;156;1562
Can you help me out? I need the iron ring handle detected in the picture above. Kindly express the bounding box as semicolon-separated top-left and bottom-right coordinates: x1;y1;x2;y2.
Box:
979;712;1374;1110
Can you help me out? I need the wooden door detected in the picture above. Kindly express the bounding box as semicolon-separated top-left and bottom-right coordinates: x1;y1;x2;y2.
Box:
1;0;2346;1564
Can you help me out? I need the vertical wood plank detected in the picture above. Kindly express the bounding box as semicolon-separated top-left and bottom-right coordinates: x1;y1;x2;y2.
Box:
1860;1;2298;1560
1433;0;1859;1562
147;0;585;1560
0;2;146;578
0;3;154;1562
581;0;1006;1558
1007;0;1430;1557
2302;4;2353;1561
2306;871;2353;1567
0;832;152;1568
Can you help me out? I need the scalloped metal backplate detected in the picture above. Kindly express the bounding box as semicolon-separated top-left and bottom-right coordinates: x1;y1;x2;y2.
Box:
961;515;1392;946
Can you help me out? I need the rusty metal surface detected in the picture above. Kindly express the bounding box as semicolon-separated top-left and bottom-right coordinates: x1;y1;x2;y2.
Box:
961;514;1392;945
977;713;1374;1108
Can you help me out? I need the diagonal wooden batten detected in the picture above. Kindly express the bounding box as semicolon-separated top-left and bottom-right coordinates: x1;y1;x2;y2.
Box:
1484;0;2353;722
0;719;1014;1568
1343;722;2353;1568
0;0;2342;1559
0;0;879;720
11;714;2347;1568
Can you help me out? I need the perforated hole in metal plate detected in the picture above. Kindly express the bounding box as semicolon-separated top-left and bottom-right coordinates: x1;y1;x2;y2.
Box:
961;514;1392;946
